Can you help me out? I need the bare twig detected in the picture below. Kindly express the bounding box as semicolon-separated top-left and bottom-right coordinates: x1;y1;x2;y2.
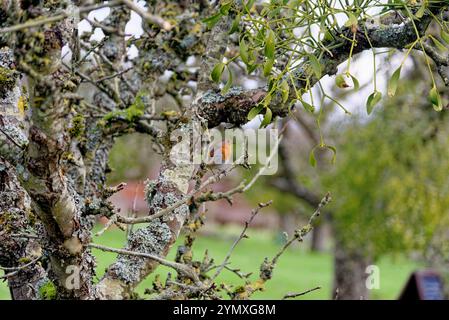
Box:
9;233;39;240
271;192;331;265
88;243;200;283
211;201;273;280
126;183;140;240
227;193;331;299
282;286;322;300
121;0;172;31
116;160;244;225
97;67;133;83
243;134;283;192
0;1;124;34
0;257;41;279
95;215;118;237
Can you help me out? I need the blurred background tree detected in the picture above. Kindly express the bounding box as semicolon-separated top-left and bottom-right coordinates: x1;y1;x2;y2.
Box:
234;49;449;299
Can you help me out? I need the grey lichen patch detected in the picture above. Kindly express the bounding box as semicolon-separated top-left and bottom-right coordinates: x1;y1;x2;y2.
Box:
200;90;225;105
109;221;172;284
144;179;158;204
155;191;188;222
67;183;94;245
144;179;189;222
0;49;22;118
259;258;274;281
85;135;114;191
179;34;199;51
0;47;14;69
0;117;28;146
373;23;410;42
140;51;178;74
160;166;193;194
0;162;37;269
291;66;308;87
84;197;104;216
0;117;29;163
102;42;121;62
366;17;425;49
201;87;245;105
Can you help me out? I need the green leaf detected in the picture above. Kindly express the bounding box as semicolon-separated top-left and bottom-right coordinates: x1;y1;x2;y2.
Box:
308;54;321;79
430;35;448;52
229;15;241;34
344;12;358;28
323;30;334;42
335;74;349;88
429;86;443;111
264;29;276;60
220;1;233;15
263;58;274;77
211;62;225;83
280;80;290;103
441;30;449;44
263;92;272;107
222;66;233;94
260;6;270;17
415;4;426;19
239;38;249;64
203;12;222;28
349;74;360;91
244;0;256;13
247;63;258;74
366;91;382;115
301;100;315;113
247;105;264;120
388;66;401;97
309;148;317;167
260;107;273;128
325;145;337;164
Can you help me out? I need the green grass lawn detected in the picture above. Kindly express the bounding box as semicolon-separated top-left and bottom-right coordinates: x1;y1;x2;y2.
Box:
0;225;419;300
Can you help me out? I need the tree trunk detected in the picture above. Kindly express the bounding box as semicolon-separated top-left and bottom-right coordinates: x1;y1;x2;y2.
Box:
279;213;297;239
310;222;326;252
333;238;371;300
0;159;49;300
